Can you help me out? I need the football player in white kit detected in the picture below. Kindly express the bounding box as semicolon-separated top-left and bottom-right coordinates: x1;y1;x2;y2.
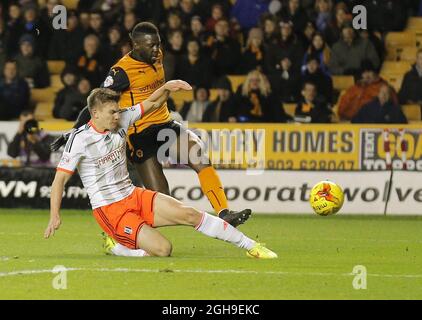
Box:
44;81;277;259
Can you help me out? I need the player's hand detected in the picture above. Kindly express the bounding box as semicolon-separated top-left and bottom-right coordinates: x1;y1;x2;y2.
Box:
164;80;192;92
50;129;74;151
44;215;61;238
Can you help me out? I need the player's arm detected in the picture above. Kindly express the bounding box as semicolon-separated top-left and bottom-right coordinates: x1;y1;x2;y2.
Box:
142;80;192;114
44;170;72;238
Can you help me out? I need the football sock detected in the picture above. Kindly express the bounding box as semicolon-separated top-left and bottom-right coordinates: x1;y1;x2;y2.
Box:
112;243;149;257
195;212;255;250
197;166;228;214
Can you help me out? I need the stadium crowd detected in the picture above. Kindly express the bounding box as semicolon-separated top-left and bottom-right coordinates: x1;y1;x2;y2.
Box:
0;0;422;124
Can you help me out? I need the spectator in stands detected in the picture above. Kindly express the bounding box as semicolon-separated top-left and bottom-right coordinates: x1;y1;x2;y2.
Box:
329;23;380;76
104;25;123;69
87;10;107;44
0;60;30;120
313;0;333;33
6;3;24;57
234;70;290;122
203;76;237;122
265;19;304;74
0;18;7;72
52;67;79;119
21;4;50;58
205;4;225;32
188;16;207;47
324;2;352;46
230;0;269;32
122;11;138;36
301;21;317;50
294;81;332;123
365;0;407;33
398;49;422;105
302;32;331;75
48;10;85;63
359;29;385;63
180;87;211;122
279;0;309;35
207;19;241;78
53;77;91;121
72;34;106;87
7;113;55;166
179;0;197;26
419;0;422;16
175;38;211;88
301;55;333;104
269;54;301;103
240;27;265;74
15;34;50;89
78;10;91;32
352;84;407;124
338;61;398;121
164;29;185;80
91;0;121;25
164;10;184;35
260;13;279;47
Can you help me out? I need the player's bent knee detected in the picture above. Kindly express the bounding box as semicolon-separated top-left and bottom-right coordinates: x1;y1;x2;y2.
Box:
153;241;172;257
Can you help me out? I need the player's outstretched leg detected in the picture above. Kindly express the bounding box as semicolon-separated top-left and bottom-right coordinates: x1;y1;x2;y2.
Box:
153;193;277;259
182;133;252;227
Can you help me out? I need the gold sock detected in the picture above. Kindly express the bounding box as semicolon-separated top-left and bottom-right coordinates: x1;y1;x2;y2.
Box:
198;166;228;214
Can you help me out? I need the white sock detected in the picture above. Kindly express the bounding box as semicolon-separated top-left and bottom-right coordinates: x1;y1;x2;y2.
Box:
195;212;256;250
111;243;149;257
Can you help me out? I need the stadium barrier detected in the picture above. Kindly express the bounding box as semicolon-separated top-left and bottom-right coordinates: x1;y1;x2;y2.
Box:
0;167;421;215
1;121;421;171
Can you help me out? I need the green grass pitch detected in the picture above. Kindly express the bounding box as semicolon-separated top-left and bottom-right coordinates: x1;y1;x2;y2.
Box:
0;209;421;300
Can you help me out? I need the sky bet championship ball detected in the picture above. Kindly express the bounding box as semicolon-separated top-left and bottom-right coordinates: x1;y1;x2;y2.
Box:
310;181;344;216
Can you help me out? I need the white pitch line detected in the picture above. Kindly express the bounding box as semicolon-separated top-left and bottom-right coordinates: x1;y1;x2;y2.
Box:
0;268;422;279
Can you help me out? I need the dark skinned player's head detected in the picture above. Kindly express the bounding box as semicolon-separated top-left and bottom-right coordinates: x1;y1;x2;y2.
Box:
130;22;161;65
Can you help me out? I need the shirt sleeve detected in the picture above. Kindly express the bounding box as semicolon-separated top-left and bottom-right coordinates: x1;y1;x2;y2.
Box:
119;103;144;129
100;67;130;92
56;131;85;174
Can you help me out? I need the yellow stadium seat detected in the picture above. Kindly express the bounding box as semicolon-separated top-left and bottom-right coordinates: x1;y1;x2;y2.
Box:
380;61;412;74
332;75;355;91
62;0;79;10
380;72;404;92
47;60;65;74
209;89;219;102
34;102;53;120
402;104;421;122
406;17;422;31
414;31;422;47
397;46;418;63
171;90;194;110
228;75;246;92
31;88;57;103
283;103;296;117
51;74;64;89
385;32;416;49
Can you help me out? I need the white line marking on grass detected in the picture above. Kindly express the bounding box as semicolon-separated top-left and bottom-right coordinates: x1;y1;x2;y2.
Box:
1;268;422;279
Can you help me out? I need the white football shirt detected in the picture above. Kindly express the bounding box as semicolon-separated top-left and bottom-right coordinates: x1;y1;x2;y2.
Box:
57;103;144;208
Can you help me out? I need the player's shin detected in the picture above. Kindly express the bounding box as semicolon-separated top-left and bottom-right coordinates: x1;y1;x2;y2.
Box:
195;212;255;250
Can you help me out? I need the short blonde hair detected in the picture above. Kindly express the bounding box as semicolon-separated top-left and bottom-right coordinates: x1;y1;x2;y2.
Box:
87;88;120;113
